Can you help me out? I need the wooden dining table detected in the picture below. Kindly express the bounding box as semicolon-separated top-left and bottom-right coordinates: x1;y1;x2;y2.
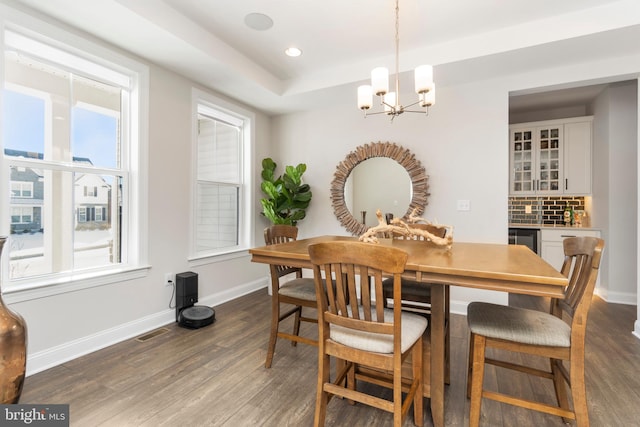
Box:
249;235;568;427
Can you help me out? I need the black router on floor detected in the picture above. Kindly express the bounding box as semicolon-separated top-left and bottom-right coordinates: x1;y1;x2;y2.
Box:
175;271;215;329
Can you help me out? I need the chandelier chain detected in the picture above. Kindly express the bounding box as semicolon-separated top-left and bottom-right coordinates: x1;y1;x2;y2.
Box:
394;0;400;99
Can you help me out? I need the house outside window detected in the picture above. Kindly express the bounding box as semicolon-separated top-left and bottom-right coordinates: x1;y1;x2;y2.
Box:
192;89;254;259
1;21;148;294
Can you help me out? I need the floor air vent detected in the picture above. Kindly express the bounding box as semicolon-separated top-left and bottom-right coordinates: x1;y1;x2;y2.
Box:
135;327;169;343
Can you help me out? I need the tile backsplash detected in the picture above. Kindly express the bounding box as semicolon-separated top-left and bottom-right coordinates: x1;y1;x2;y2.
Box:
509;196;586;225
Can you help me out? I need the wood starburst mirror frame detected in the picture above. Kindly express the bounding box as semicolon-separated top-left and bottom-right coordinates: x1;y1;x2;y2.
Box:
330;141;429;235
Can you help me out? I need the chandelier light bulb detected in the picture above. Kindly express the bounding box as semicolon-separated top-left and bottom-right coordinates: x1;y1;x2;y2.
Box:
358;85;373;110
371;67;389;96
414;65;433;94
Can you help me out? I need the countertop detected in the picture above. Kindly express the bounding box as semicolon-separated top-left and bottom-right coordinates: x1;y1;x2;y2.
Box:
509;223;601;231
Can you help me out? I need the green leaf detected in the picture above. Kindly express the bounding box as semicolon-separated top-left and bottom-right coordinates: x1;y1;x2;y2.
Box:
260;199;278;223
261;181;279;199
284;165;301;185
293;191;312;203
261;158;277;182
290;210;306;221
259;157;312;226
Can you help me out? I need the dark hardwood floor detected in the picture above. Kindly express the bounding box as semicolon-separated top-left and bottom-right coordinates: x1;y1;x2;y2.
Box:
21;290;640;426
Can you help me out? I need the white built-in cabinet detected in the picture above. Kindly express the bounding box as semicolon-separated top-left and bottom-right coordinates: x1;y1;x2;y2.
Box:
509;117;592;196
540;229;602;287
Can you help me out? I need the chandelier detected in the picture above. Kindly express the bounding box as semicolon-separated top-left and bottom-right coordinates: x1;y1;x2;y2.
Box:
357;0;435;121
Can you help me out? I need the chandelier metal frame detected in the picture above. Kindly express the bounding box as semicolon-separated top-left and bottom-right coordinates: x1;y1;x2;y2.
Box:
357;0;435;121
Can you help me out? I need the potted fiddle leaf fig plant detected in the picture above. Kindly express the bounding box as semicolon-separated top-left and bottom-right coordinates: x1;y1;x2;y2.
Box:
260;157;312;226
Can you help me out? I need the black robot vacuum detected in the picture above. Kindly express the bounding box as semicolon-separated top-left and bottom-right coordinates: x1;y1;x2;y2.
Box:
175;272;215;329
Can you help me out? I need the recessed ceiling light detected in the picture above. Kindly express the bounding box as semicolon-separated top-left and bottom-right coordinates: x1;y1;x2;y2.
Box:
285;47;302;57
244;13;273;31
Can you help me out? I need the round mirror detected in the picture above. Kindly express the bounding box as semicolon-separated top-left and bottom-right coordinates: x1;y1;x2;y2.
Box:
331;142;429;235
346;158;412;227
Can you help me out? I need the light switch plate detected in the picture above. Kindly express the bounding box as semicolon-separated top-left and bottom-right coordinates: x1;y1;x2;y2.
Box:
457;199;470;211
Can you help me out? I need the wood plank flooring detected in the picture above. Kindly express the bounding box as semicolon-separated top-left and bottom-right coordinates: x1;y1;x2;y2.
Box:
20;290;640;426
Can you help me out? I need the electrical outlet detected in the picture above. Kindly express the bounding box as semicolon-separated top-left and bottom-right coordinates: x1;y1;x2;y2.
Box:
164;273;173;287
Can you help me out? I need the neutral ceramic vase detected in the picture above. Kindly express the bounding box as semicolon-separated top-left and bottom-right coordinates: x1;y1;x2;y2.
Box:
0;236;27;403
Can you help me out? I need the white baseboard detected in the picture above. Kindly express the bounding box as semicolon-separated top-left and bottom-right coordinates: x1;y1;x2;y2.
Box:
450;300;469;316
633;320;640;341
594;288;637;306
26;277;268;376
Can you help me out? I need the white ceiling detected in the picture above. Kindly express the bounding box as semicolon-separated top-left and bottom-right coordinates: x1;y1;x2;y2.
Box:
8;0;640;115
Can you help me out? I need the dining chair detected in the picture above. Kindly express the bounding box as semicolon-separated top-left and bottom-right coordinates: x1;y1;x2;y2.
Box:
264;225;318;369
466;236;604;427
382;223;451;383
309;241;427;427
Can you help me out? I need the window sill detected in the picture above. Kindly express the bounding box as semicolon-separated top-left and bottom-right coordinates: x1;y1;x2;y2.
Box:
187;249;249;266
2;265;152;304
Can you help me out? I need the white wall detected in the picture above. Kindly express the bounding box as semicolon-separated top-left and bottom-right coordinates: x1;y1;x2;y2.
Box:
592;89;612;295
591;82;638;303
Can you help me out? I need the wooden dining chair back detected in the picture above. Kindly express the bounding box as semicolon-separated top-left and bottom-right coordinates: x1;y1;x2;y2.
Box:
263;225;318;368
466;236;605;427
382;222;451;383
383;223;448;311
309;241;427;427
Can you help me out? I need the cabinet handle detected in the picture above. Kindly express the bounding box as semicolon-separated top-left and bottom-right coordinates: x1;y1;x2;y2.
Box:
565;178;568;190
561;235;576;238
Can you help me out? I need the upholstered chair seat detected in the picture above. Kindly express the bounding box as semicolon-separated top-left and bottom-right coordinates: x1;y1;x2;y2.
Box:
278;278;317;301
330;306;427;354
467;302;571;347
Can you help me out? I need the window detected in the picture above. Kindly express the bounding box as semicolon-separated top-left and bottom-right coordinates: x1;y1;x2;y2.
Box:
95;207;104;222
11;207;32;224
192;90;253;258
10;181;33;198
84;186;97;197
1;20;148;295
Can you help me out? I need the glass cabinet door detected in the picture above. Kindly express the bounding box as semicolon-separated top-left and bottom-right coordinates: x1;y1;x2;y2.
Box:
511;129;534;193
536;126;562;193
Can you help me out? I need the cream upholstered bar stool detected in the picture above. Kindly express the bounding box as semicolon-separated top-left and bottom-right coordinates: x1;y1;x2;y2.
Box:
263;225;318;368
309;241;427;427
466;236;604;427
381;223;451;383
